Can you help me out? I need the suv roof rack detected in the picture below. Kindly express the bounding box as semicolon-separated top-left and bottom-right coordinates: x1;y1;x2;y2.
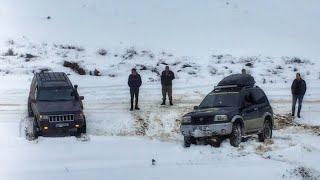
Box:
217;74;256;87
214;85;239;89
214;84;256;90
36;72;72;88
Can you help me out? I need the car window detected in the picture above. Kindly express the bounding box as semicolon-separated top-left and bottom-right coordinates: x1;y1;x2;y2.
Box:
252;88;267;104
34;86;38;100
199;92;240;108
37;88;74;101
243;90;254;107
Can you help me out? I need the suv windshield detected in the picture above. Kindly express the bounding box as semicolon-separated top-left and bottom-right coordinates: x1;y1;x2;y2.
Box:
38;88;74;101
199;92;240;109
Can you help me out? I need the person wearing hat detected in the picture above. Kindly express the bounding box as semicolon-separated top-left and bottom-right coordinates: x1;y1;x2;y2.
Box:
128;68;142;111
161;66;175;106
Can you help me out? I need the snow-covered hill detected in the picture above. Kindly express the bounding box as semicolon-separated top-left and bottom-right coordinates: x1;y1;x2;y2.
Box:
1;1;320;180
1;0;320;57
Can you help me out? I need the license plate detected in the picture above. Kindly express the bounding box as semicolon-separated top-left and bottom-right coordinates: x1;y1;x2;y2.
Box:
193;128;212;137
55;123;69;128
197;126;210;131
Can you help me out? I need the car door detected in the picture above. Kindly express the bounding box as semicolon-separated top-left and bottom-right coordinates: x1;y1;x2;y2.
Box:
241;89;260;132
251;88;270;129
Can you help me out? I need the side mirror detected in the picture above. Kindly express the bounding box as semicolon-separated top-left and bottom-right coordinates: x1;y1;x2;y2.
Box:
74;85;78;89
79;96;84;100
193;106;199;110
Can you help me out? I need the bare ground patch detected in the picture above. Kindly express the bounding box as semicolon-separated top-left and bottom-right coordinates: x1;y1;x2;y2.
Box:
131;101;192;139
274;113;320;135
254;139;274;155
133;114;149;136
274;113;295;129
284;166;320;180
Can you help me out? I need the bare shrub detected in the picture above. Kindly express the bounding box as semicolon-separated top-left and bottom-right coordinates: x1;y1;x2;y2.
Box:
97;48;107;56
122;48;138;60
89;69;101;76
63;61;86;75
58;44;85;52
3;49;16;56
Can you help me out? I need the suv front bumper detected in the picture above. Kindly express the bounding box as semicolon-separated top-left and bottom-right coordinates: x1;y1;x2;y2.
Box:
39;120;85;137
180;123;232;138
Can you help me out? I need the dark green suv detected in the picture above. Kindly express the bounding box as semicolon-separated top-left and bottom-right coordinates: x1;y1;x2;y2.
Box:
27;72;86;138
180;74;273;147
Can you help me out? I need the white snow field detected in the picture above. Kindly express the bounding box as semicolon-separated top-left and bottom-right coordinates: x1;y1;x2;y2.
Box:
1;0;320;180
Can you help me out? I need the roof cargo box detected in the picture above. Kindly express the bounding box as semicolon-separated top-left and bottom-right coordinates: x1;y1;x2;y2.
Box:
217;74;255;87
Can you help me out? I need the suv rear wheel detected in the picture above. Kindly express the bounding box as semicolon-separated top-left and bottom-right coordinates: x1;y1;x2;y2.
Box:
230;123;242;147
258;120;272;142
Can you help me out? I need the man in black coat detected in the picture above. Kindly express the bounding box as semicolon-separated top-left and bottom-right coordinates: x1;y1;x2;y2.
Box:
128;68;142;111
291;73;307;118
161;66;175;105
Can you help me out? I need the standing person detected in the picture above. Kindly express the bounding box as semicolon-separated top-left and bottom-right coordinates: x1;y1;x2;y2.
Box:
128;68;142;111
161;66;175;106
291;73;307;118
241;69;247;74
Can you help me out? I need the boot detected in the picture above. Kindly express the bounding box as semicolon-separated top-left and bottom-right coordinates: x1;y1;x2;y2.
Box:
161;100;166;105
135;101;140;110
297;104;302;118
130;101;133;111
170;100;173;106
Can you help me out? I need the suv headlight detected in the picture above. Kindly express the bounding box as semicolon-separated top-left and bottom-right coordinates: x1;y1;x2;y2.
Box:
214;115;228;121
39;115;49;120
182;116;191;123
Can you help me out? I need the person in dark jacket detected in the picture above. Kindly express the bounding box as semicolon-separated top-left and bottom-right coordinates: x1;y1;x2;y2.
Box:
128;68;142;111
161;66;175;105
291;73;307;118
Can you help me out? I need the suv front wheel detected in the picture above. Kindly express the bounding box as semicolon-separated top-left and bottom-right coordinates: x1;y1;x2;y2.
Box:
32;119;39;139
230;123;242;147
258;120;272;142
76;118;87;137
183;136;195;148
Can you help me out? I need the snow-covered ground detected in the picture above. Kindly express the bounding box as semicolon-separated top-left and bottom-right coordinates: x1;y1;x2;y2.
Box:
1;71;320;180
1;0;320;180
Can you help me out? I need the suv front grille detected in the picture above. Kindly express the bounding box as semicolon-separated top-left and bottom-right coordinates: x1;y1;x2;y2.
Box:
49;114;74;122
192;116;213;125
